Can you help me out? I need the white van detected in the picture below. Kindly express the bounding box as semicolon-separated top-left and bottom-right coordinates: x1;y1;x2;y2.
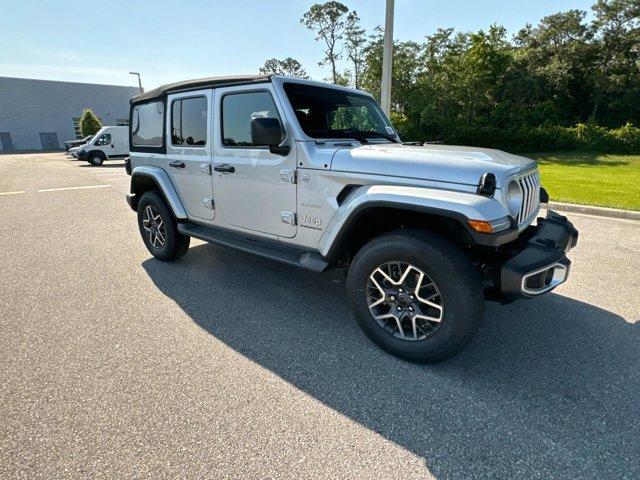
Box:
76;126;129;166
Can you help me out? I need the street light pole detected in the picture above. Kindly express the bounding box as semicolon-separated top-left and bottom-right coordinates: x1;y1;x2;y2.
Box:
380;0;394;117
129;72;144;93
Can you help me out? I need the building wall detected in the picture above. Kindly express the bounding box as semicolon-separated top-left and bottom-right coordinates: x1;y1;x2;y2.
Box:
0;77;139;151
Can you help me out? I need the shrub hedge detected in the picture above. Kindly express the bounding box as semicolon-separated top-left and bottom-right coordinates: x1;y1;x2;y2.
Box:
396;120;640;154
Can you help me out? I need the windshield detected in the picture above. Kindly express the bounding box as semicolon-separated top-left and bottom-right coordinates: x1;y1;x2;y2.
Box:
283;83;397;143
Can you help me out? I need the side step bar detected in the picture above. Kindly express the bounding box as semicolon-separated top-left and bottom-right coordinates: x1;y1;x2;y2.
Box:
177;222;330;273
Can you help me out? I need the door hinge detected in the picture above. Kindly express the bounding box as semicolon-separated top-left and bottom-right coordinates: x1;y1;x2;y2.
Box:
280;169;296;184
203;197;215;209
201;163;212;175
281;211;296;225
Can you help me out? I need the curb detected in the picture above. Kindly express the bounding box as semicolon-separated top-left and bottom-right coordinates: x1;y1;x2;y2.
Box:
545;201;640;221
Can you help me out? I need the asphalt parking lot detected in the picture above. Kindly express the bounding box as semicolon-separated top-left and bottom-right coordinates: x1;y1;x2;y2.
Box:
1;152;639;479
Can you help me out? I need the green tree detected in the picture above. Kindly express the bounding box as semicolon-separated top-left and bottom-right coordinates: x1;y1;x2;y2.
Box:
345;11;367;89
589;0;640;125
259;57;309;78
514;10;593;124
79;108;102;137
301;1;350;84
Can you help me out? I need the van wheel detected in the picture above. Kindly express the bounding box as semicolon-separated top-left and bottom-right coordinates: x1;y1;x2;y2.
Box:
88;152;104;166
346;229;484;363
137;191;190;261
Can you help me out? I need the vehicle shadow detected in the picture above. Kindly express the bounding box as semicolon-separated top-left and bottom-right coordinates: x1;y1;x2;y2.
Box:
142;243;640;479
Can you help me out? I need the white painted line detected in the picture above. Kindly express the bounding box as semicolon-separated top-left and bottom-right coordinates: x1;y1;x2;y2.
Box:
0;190;26;196
93;172;128;176
37;185;112;193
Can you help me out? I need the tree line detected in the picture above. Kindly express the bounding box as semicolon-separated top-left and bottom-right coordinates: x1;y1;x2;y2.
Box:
260;0;640;152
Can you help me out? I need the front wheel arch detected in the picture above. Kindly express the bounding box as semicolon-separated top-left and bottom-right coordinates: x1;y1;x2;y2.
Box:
326;205;474;267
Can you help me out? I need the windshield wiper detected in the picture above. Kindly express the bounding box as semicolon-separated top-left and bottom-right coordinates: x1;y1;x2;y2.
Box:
350;130;398;143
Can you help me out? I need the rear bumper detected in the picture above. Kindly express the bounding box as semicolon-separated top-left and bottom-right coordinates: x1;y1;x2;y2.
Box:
500;210;578;302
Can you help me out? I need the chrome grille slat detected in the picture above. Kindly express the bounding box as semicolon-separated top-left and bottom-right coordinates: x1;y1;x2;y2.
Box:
513;170;540;228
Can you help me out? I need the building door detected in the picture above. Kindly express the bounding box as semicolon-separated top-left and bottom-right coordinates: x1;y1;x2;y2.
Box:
0;133;14;151
39;132;60;150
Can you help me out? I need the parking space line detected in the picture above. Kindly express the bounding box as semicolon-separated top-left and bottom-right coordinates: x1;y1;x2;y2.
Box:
37;185;112;193
0;190;26;196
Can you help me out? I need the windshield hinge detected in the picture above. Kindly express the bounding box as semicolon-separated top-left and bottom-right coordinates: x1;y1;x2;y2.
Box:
201;163;212;175
281;211;296;225
280;169;296;184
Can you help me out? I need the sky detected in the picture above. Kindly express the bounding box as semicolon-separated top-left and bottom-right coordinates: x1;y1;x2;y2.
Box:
0;0;596;89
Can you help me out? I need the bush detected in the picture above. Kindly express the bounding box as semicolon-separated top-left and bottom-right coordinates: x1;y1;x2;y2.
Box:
79;108;103;137
398;122;640;154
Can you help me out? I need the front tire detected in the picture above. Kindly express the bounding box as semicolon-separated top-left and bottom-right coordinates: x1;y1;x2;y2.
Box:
137;191;190;261
88;152;104;166
347;229;484;363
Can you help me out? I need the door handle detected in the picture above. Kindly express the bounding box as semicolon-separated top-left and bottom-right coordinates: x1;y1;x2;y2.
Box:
169;161;185;169
214;164;235;173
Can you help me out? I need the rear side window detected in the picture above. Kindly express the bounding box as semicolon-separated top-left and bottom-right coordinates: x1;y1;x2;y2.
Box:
171;97;207;146
222;91;282;147
132;101;164;147
94;133;111;146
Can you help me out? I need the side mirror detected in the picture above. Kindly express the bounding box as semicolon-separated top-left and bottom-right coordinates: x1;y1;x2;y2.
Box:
250;117;290;156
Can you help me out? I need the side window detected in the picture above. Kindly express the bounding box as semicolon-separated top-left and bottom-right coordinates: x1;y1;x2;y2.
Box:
171;96;207;146
222;91;282;147
95;133;111;146
132;101;164;147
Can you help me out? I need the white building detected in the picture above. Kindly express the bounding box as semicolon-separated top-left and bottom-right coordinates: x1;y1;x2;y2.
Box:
0;77;139;151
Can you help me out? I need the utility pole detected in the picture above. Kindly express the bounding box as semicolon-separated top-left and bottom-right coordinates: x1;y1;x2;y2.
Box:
380;0;394;117
129;72;144;93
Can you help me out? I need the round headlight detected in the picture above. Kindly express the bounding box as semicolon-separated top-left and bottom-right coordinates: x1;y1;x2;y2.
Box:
506;180;523;217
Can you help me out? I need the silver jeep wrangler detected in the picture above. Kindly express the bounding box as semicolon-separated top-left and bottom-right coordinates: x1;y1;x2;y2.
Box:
126;75;578;363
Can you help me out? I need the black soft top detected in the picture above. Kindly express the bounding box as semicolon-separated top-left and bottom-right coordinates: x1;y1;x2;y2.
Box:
130;75;271;104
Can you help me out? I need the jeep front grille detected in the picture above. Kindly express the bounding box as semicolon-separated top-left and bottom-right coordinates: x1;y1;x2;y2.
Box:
516;170;541;227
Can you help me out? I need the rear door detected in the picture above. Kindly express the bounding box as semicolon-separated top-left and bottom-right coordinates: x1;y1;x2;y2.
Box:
165;90;214;220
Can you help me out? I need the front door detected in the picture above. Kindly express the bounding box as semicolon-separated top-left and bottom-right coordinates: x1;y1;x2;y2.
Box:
213;86;297;238
165;90;214;220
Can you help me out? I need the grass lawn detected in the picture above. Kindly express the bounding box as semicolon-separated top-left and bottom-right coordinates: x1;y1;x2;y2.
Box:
526;152;640;211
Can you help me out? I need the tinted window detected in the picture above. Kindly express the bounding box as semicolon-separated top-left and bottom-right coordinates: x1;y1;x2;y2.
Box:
132;101;164;147
222;91;282;147
172;97;207;146
95;133;111;146
284;83;395;142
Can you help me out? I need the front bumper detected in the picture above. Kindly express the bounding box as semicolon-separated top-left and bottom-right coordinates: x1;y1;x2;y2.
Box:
76;150;87;161
500;210;578;302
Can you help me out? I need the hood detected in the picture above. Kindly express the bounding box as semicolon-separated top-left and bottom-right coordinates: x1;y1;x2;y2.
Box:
330;144;537;188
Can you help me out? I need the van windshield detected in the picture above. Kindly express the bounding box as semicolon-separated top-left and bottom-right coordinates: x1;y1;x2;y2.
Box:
283;83;397;143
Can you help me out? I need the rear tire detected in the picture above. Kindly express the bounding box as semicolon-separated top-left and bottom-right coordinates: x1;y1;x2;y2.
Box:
137;191;190;261
88;152;104;166
347;229;484;363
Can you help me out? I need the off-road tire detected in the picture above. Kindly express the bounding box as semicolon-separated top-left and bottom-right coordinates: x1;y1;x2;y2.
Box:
137;191;190;261
88;152;104;166
347;229;484;363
